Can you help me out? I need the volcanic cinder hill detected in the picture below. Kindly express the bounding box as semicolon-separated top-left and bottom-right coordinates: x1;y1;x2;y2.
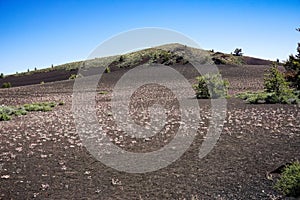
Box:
0;43;274;88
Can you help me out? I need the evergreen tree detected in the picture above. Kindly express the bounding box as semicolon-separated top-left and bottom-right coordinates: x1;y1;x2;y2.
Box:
284;28;300;90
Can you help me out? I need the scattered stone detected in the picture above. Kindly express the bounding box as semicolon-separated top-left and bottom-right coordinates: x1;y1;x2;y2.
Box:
1;175;10;179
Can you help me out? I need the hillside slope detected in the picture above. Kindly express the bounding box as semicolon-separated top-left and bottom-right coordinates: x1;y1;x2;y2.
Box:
0;44;274;88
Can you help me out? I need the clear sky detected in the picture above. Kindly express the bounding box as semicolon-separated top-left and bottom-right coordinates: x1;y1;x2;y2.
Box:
0;0;299;75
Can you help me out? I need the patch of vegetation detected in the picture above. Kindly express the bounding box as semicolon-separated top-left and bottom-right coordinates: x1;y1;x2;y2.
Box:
114;48;189;69
0;112;11;121
0;106;27;121
236;64;299;104
275;161;300;197
98;91;108;95
104;67;111;73
236;91;282;104
0;102;57;121
23;102;56;112
119;55;124;62
58;101;65;105
0;73;4;78
210;52;244;65
194;73;229;99
69;74;80;80
2;82;12;88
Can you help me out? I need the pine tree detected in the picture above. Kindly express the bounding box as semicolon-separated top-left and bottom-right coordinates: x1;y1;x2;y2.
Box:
284;28;300;90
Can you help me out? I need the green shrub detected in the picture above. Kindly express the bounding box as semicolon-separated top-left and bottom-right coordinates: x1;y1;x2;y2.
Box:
104;67;111;73
98;91;108;95
265;92;280;104
264;65;298;104
0;113;11;121
0;106;27;121
69;74;78;80
23;102;56;112
0;102;58;121
235;91;255;100
58;101;65;105
119;56;124;62
236;65;299;104
0;73;3;78
275;161;300;197
2;82;11;88
160;51;172;63
0;106;15;115
236;91;298;104
264;65;290;95
14;108;27;116
294;90;300;98
48;102;56;107
194;73;229;99
42;106;52;112
236;92;264;104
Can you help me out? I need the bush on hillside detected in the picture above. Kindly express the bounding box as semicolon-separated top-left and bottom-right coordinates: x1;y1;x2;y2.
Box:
69;74;78;79
194;73;229;99
236;64;299;104
0;102;57;121
275;161;300;197
2;82;11;88
104;67;111;73
264;65;290;95
0;106;27;121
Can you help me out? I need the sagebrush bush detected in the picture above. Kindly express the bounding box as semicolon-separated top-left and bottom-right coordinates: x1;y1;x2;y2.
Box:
236;91;298;104
0;102;57;121
23;102;56;112
119;55;124;62
98;91;108;95
275;161;300;197
2;82;11;88
194;73;229;99
0;106;27;121
69;74;78;80
104;67;111;73
0;113;11;121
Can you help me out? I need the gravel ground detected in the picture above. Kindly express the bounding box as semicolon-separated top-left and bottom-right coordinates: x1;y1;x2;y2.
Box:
0;64;299;199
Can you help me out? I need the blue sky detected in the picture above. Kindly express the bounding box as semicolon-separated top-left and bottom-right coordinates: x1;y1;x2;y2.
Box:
0;0;299;75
